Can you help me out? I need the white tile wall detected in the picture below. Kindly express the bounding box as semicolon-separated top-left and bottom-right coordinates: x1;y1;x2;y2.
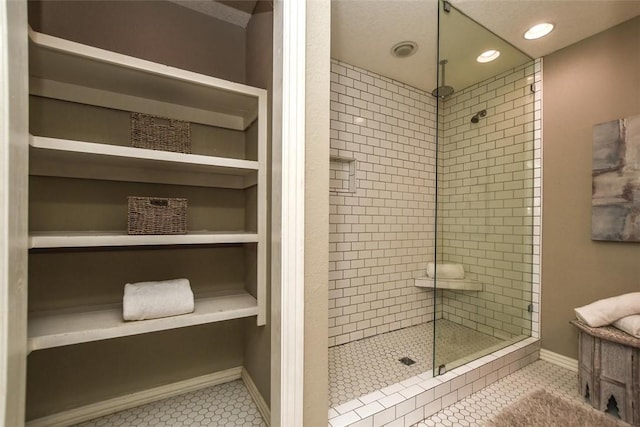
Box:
437;60;542;340
329;59;439;347
328;57;542;346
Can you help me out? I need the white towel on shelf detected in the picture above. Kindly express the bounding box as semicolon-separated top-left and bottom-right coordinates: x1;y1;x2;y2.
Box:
426;262;465;280
123;278;194;321
613;315;640;338
574;292;640;327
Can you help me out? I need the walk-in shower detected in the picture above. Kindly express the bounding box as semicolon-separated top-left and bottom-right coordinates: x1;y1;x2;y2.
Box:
328;0;539;417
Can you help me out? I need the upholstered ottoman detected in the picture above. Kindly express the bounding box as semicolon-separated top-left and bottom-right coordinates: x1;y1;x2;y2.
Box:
571;320;640;426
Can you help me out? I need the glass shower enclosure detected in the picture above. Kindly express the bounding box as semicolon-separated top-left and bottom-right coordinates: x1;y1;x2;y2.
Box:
327;0;540;412
432;0;537;374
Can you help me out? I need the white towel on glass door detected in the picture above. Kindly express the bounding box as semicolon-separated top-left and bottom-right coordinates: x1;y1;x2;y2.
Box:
123;278;194;321
574;292;640;327
426;262;465;280
613;315;640;338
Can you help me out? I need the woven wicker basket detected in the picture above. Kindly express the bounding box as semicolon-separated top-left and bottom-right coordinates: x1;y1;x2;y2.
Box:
127;197;187;235
131;112;191;154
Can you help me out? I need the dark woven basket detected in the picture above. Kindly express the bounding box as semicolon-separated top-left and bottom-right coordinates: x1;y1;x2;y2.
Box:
131;113;191;154
127;197;187;235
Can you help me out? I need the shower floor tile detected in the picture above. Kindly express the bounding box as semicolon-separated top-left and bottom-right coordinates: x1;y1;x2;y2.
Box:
74;379;266;427
417;360;623;426
328;319;504;407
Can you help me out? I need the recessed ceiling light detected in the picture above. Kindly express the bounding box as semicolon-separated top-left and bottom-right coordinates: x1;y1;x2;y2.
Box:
524;23;554;40
391;41;418;58
477;49;500;63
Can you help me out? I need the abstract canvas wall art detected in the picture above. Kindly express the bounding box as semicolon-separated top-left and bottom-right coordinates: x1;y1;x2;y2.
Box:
592;113;640;241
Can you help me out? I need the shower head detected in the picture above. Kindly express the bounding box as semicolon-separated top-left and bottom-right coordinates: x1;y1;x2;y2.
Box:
432;60;454;99
470;109;487;124
432;85;455;98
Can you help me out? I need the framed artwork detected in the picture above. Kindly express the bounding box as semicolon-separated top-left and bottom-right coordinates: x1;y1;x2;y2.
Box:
592;113;640;241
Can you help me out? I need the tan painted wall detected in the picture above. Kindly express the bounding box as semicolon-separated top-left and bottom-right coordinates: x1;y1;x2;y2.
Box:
243;10;273;407
541;16;640;358
28;0;246;84
26;321;246;421
304;0;330;426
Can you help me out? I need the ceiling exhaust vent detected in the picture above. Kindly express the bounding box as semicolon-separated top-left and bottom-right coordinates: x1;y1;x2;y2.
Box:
391;41;418;58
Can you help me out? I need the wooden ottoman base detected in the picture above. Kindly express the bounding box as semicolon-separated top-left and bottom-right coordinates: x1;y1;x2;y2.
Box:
572;320;640;426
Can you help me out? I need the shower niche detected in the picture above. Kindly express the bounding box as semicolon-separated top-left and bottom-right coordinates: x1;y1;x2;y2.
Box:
329;156;356;194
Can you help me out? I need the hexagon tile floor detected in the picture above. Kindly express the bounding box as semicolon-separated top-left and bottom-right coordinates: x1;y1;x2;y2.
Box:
74;379;266;427
329;319;506;407
417;359;629;426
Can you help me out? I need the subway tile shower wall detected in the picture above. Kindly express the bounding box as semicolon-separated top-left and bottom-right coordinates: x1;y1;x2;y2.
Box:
439;61;541;340
328;59;542;347
329;60;439;347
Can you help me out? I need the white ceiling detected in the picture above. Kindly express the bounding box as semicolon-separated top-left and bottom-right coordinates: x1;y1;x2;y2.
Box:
331;0;640;93
453;0;640;60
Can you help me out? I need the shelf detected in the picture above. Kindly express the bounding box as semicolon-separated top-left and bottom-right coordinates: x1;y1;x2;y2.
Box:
29;231;259;249
414;277;483;291
29;29;266;131
30;135;258;189
28;291;258;352
28;28;268;327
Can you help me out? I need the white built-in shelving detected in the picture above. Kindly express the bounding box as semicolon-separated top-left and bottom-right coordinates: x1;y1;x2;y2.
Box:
28;231;259;249
28;291;258;352
29;29;263;131
30;135;259;189
27;27;268;348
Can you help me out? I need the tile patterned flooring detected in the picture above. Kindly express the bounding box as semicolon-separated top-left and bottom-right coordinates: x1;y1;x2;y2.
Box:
329;320;505;407
72;325;593;427
418;359;628;426
69;345;619;427
74;379;266;427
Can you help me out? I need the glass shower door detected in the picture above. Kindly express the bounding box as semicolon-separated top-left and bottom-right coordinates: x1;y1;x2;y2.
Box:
432;0;536;375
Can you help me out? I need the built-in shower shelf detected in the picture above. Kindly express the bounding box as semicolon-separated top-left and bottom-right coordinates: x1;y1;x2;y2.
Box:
414;277;483;291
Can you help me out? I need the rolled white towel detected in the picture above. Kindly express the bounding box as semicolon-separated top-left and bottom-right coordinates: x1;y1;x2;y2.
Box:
123;278;194;321
613;315;640;338
574;292;640;327
426;262;465;280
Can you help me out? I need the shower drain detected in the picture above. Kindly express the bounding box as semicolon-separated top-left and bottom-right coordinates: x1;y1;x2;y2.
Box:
399;357;416;366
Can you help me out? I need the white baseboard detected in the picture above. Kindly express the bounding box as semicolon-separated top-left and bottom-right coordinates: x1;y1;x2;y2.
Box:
539;349;579;372
242;369;271;427
26;367;243;427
